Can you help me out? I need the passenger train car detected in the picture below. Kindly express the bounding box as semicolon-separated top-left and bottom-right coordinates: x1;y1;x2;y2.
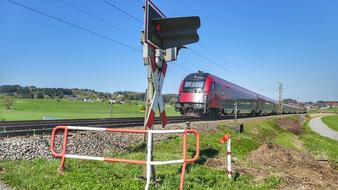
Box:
175;71;306;116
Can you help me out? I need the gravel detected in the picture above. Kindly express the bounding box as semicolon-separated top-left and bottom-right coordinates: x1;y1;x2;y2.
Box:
0;115;286;161
0;180;13;190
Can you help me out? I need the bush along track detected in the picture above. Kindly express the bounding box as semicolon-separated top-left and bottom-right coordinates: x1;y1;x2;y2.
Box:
0;116;337;189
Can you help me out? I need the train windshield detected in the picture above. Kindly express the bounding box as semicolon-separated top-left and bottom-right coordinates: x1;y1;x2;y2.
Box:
183;80;205;92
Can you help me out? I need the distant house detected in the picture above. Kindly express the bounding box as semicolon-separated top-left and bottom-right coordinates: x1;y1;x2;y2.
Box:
82;98;93;102
326;101;338;107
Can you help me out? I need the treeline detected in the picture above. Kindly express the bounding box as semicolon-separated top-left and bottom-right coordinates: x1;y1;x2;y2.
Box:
0;85;177;104
0;85;110;100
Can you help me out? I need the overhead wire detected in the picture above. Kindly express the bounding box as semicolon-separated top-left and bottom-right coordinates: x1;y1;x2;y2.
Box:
58;0;138;38
6;0;142;53
8;0;274;93
199;43;273;91
102;0;144;24
100;0;266;89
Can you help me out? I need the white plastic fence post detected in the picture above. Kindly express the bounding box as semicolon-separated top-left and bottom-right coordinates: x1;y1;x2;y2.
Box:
145;130;153;190
227;138;232;178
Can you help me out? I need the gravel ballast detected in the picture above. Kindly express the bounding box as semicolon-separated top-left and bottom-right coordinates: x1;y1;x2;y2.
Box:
0;115;289;161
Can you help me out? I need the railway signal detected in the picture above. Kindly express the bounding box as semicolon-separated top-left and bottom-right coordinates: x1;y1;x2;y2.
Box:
143;0;201;129
145;0;200;50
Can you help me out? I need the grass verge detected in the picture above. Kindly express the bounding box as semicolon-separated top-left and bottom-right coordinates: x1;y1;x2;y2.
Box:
321;115;338;132
302;119;338;163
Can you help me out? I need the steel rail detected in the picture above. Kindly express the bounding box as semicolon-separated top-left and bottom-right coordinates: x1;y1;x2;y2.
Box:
0;114;296;137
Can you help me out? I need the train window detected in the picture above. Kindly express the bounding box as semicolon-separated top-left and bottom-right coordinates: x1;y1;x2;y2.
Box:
211;82;215;91
183;80;205;93
184;80;204;88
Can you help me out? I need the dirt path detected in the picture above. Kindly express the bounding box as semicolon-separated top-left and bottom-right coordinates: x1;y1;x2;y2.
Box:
309;116;338;140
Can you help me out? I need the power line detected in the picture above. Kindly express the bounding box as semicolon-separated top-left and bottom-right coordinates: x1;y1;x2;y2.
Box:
134;0;143;6
7;0;141;52
98;0;270;92
102;0;143;24
58;0;137;38
170;62;194;72
188;48;265;91
187;48;232;73
199;43;271;89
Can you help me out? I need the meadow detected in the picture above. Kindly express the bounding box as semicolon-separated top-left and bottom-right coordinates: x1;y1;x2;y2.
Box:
0;99;179;121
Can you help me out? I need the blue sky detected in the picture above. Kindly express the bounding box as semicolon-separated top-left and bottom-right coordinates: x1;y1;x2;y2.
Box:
0;0;337;102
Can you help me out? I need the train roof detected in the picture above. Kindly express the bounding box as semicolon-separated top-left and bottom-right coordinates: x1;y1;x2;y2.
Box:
207;73;276;102
184;71;210;81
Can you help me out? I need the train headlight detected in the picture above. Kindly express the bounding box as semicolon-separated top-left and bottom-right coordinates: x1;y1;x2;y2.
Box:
203;95;208;102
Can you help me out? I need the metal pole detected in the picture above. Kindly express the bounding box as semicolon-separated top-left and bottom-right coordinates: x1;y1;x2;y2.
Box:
278;82;283;117
142;34;157;183
110;103;112;118
234;101;238;124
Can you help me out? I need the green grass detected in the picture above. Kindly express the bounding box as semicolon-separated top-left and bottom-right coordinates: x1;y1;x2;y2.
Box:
0;99;179;121
1;115;335;189
302;120;338;163
0;118;295;189
309;107;338;114
321;115;338;132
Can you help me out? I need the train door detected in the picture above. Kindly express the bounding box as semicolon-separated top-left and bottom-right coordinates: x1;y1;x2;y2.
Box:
209;82;217;108
223;87;232;114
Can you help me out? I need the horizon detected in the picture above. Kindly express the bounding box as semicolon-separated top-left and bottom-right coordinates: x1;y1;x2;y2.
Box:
1;0;338;102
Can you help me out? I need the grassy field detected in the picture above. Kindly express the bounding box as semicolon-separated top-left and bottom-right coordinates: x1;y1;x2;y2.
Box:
321;115;338;132
0;99;179;121
309;107;338;114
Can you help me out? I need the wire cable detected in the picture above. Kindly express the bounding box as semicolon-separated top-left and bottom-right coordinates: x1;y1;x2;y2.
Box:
6;0;141;53
102;0;143;24
199;43;271;89
58;0;137;38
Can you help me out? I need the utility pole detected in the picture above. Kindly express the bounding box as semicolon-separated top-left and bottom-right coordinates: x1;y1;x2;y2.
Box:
141;35;157;182
277;82;284;117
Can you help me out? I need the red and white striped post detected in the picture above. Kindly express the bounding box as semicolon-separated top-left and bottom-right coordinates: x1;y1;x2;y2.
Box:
220;134;232;178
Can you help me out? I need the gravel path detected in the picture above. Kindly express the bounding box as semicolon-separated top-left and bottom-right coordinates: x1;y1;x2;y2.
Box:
309;116;338;140
0;181;13;190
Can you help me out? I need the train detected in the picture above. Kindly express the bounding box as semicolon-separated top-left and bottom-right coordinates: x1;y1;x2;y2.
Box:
175;71;306;116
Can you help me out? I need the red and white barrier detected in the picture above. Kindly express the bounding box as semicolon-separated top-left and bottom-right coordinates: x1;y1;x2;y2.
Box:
50;126;200;190
220;134;232;178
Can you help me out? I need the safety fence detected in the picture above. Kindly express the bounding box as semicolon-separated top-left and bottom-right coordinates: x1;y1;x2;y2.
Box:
50;126;200;190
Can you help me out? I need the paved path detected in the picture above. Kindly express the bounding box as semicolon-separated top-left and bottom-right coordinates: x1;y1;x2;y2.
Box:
309;116;338;141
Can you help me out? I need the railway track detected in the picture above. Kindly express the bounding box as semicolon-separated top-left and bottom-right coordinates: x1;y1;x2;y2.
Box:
0;114;291;138
0;116;183;137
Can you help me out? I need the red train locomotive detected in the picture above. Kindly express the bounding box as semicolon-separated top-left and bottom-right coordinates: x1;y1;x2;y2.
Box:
175;71;306;116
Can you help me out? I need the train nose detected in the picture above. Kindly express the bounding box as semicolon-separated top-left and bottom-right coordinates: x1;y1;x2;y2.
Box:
179;93;205;103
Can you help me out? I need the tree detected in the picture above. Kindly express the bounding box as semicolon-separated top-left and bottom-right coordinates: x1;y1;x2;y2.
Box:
169;97;177;105
2;96;15;110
